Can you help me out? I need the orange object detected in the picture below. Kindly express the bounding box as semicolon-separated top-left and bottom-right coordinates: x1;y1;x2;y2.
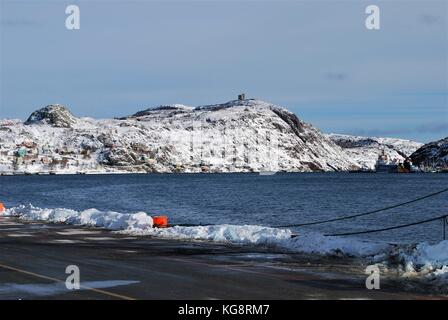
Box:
153;215;168;228
0;202;5;213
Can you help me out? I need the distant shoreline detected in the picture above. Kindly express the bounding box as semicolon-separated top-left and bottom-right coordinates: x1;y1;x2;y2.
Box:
1;170;447;176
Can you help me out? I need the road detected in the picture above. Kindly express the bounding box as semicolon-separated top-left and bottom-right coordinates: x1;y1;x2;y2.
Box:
0;217;445;300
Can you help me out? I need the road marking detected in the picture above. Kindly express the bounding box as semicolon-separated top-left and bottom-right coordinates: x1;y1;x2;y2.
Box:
49;239;86;244
6;233;34;237
57;229;101;236
0;262;136;300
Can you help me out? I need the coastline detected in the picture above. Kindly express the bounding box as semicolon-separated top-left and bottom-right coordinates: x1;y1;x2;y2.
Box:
1;170;447;176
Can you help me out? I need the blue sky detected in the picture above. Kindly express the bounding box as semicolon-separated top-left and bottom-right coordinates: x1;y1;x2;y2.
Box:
0;0;447;142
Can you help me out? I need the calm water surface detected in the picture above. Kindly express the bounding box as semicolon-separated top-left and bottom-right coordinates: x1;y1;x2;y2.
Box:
1;173;447;244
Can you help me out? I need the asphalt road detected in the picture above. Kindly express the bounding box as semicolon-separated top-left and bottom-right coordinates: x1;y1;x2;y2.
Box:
0;217;445;300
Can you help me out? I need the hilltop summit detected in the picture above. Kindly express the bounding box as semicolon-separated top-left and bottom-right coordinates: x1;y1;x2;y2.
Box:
25;104;78;128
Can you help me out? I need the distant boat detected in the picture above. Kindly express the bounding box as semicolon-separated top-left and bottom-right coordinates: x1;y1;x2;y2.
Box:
259;170;277;176
374;150;418;173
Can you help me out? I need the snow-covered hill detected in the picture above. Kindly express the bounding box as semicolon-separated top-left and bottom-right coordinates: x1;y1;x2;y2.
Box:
410;137;448;169
328;134;423;170
0;99;363;174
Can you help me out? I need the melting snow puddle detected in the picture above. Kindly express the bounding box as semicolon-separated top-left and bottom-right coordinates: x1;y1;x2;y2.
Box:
0;228;23;232
0;280;139;297
83;237;116;241
234;253;288;260
29;224;50;229
0;221;24;226
7;233;34;237
56;229;102;236
49;239;86;244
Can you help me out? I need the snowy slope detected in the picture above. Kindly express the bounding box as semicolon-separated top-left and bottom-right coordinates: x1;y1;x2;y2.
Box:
0;99;361;174
328;134;423;170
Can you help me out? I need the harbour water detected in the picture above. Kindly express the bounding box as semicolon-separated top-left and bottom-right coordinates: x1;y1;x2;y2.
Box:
1;173;446;244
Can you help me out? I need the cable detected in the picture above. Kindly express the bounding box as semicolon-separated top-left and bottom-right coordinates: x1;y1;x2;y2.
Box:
169;187;448;233
324;214;448;237
274;187;448;228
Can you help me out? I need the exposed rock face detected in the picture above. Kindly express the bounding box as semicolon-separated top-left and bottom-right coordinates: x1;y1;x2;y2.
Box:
123;104;194;119
25;104;78;128
410;137;448;169
328;134;423;170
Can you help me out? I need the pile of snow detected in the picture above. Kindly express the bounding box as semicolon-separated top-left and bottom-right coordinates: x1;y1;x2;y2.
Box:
4;204;388;257
371;241;448;289
5;205;153;231
128;224;293;245
284;231;390;257
403;241;448;268
377;241;448;285
6;204;448;286
123;225;389;257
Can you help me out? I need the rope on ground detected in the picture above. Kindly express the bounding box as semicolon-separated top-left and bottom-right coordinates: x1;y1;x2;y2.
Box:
324;214;448;237
274;187;448;228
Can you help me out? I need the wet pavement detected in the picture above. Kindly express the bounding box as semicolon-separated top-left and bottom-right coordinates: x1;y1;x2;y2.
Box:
0;217;445;300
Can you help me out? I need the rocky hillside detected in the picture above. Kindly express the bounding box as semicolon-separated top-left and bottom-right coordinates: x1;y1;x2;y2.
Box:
328;134;423;170
25;104;78;128
0;99;362;174
410;137;448;169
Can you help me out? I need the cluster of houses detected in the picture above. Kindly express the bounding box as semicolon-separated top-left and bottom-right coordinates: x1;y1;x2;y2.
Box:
0;140;96;173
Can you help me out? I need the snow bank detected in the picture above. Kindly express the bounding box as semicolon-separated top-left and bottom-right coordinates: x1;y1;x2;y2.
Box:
6;204;448;286
403;241;448;268
5;204;447;287
380;241;448;285
125;224;293;245
4;205;388;257
128;226;389;257
5;205;153;231
283;231;390;257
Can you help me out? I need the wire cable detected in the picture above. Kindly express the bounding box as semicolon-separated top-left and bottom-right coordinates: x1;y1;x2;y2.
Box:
274;187;448;228
324;214;448;237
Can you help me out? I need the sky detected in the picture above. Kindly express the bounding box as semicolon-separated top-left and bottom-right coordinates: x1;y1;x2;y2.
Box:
0;0;447;143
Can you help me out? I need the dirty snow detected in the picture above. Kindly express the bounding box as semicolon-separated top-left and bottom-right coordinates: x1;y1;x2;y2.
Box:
4;204;447;286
